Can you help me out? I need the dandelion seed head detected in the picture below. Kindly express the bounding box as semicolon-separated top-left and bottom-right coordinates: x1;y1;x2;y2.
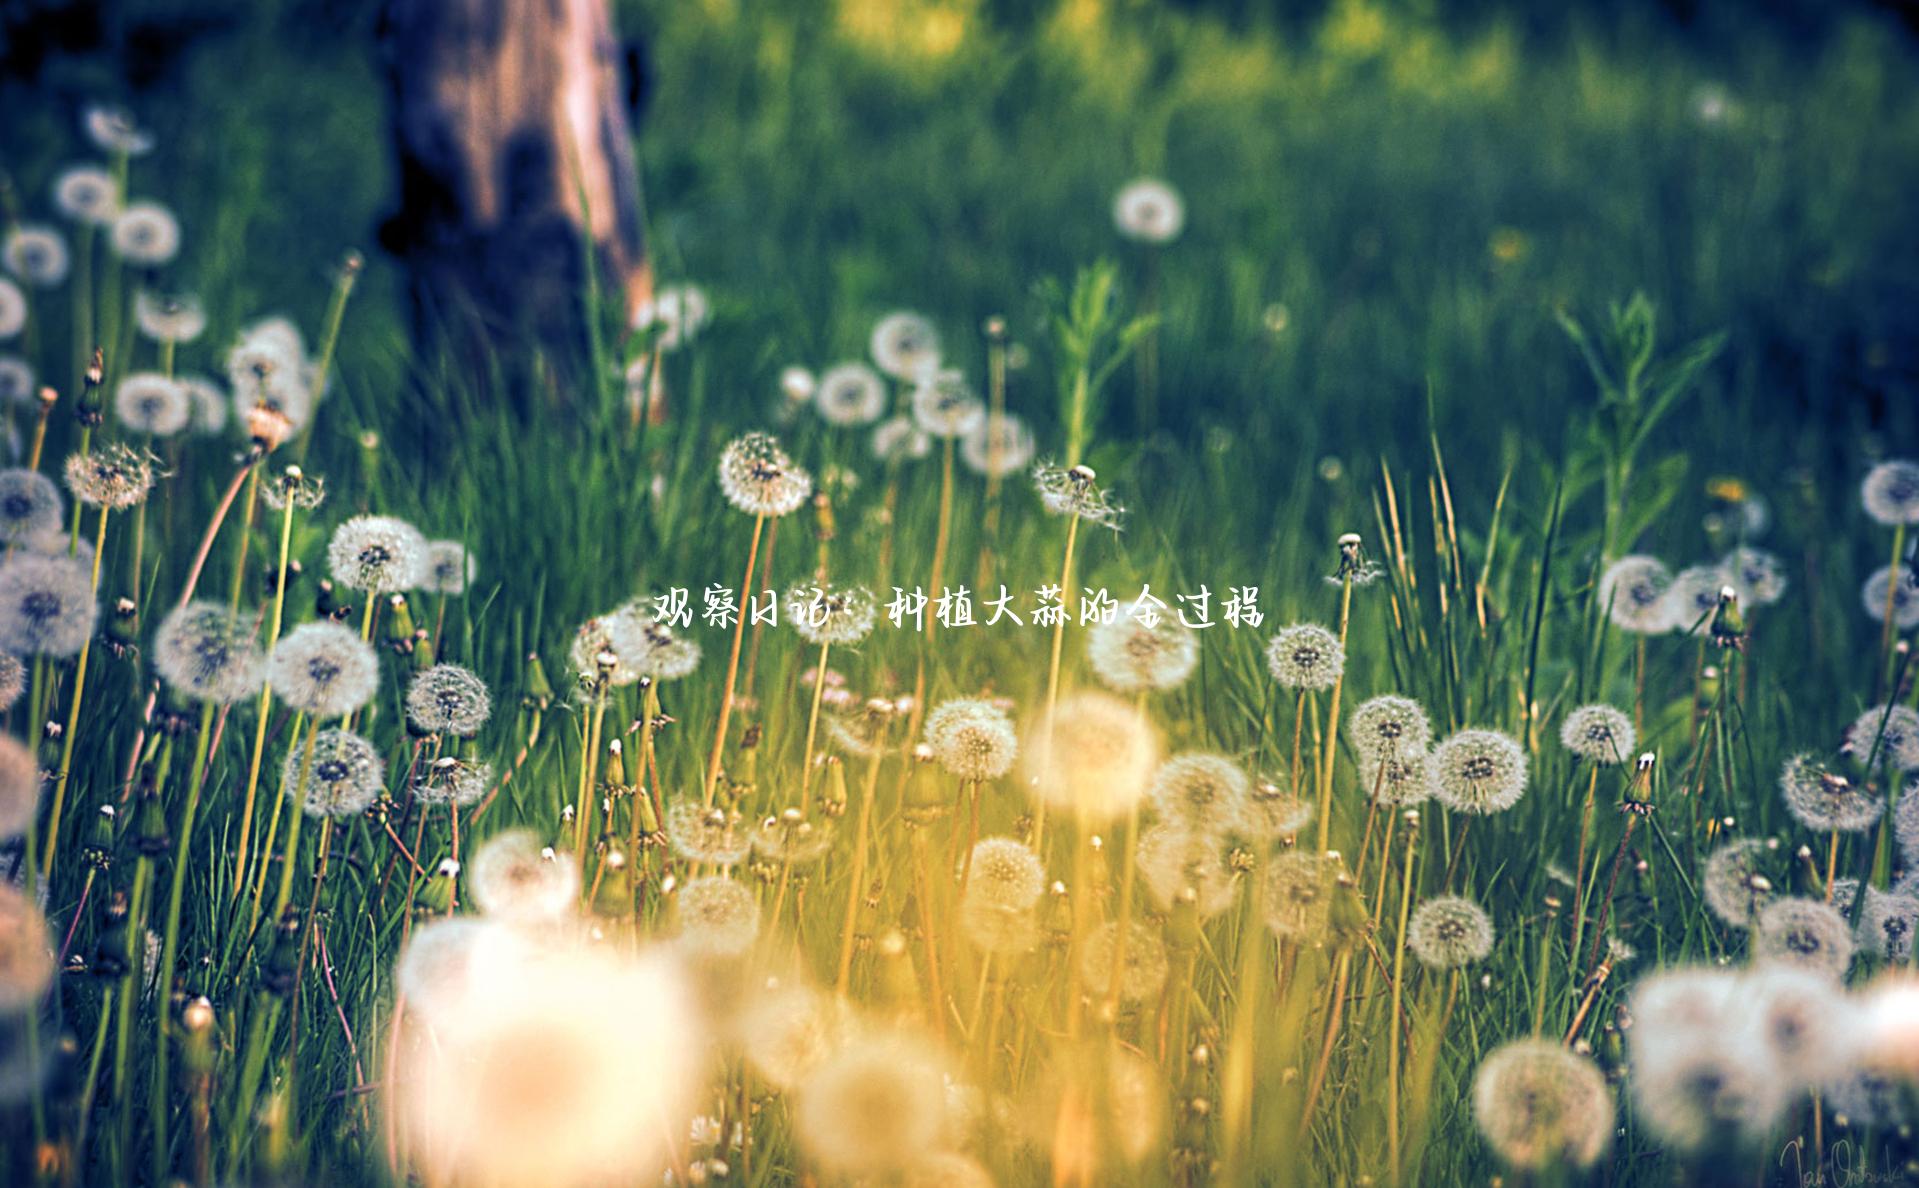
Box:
1843;705;1919;772
420;540;475;596
1722;546;1788;606
870;311;942;381
1350;695;1433;764
153;600;265;704
83;105;153;154
1735;966;1857;1086
785;583;879;647
0;357;32;406
1031;462;1123;529
285;728;382;818
964;837;1046;911
109;201;180;266
0;470;62;546
1077;919;1169;1003
1779;753;1882;833
1824;1068;1909;1129
1559;703;1636;765
1407;895;1495;969
795;1031;951;1174
1087;602;1198;693
328;515;426;593
1857;887;1919;963
1471;1038;1613;1171
1022;690;1158;822
750;811;833;864
393;918;531;1021
1664;564;1729;634
631;283;710;350
132;290;205;344
268;621;379;718
675;876;761;958
64;444;155;510
227;337;312;435
52;166;118;224
909;370;984;439
926;697;1019;782
1896;780;1919;866
466;829;578;923
3;226;69;287
113;372;191;437
718;432;812;517
735;984;854;1089
1136;823;1238;918
1361;749;1432;808
1753;897;1854;980
414;757;490;807
664;801;751;865
1862;460;1919;526
0;655;23;715
0;282;22;341
1598;555;1675;634
1146;752;1253;837
960;412;1036;479
872;413;933;463
1429;729;1528;815
1862;565;1919;630
405;664;491;737
1629;1028;1787;1151
1262;851;1336;938
813;362;887;426
1702;837;1775;927
1265;623;1344;690
0;882;54;1013
1113;177;1186;243
0;554;97;657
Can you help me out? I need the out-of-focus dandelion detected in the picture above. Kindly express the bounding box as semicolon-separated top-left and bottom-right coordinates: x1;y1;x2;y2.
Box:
405;664;491;736
1862;565;1919;629
285;728;382;818
870;311;941;381
1022;690;1158;823
1146;753;1253;837
1843;705;1919;771
3;226;70;287
910;370;984;439
1559;703;1636;764
664;801;751;865
1779;753;1882;833
1032;462;1123;530
1737;966;1857;1085
1470;1039;1613;1171
814;362;887;426
0;736;40;839
420;540;475;595
1428;729;1528;815
786;584;879;647
1628;1030;1786;1152
1663;564;1727;634
0;554;97;657
0;883;54;1012
83;105;154;154
1753;897;1854;979
113;373;190;437
413;757;490;807
109;201;180;266
1136;823;1239;917
53;166;118;224
153;600;265;704
0;358;32;406
793;1031;951;1176
1721;546;1787;606
0;656;24;715
1113;177;1185;244
0;284;22;341
631;283;710;350
133;291;206;344
1856;887;1919;962
1862;460;1919;526
0;470;63;545
675;876;762;958
1598;555;1675;633
268;620;379;718
960;412;1035;479
872;413;933;462
1262;851;1335;938
465;830;577;922
1702;837;1775;926
1407;895;1495;969
1088;600;1198;693
1265;623;1344;690
1078;919;1168;1002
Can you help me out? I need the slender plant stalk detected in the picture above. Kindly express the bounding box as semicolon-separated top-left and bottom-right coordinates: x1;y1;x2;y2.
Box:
41;503;111;881
705;513;765;804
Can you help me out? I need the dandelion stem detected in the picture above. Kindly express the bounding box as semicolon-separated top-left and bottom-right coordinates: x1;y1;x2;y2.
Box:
234;485;299;897
836;730;888;994
1032;510;1083;853
1387;816;1420;1185
705;513;765;805
42;503;111;881
798;639;830;812
151;697;218;1184
1316;570;1356;852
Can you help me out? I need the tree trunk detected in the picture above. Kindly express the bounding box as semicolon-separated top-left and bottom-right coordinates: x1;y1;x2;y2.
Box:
380;0;648;404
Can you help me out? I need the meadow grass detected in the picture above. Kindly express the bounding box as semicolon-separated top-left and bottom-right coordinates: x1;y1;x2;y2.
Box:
0;2;1917;1185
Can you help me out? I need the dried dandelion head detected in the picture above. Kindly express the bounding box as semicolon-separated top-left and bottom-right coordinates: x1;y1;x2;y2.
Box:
1146;752;1253;838
785;583;879;647
664;801;751;866
1753;897;1854;980
64;444;156;510
1262;851;1336;939
0;470;63;545
1032;462;1124;530
1350;695;1433;764
675;876;762;959
1471;1039;1613;1171
0;554;97;658
1077;919;1169;1003
1779;753;1883;833
1701;837;1775;927
1843;705;1919;772
964;837;1047;911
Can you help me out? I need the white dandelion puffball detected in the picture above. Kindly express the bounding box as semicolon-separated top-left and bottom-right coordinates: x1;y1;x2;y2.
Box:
152;600;266;704
675;876;762;959
394;944;701;1188
268;620;380;718
1862;565;1919;629
1857;887;1919;963
1265;623;1344;690
1753;897;1854;980
466;830;578;923
1362;750;1430;807
960;411;1036;479
109;201;181;266
1733;966;1859;1087
421;540;476;595
83;104;154;155
0;470;63;545
630;283;710;350
133;291;207;344
394;918;533;1021
0;282;24;341
1350;695;1433;764
1471;1039;1613;1171
1598;554;1674;633
4;226;70;287
1628;1029;1787;1152
1407;894;1495;969
924;697;1019;781
1136;822;1239;918
64;444;154;510
0;554;97;658
0;735;42;839
718;431;812;517
1779;753;1882;833
1721;546;1788;606
814;362;887;426
1113;177;1186;244
1088;600;1199;694
664;800;751;866
285;728;384;818
1021;690;1159;823
1559;703;1636;765
1701;837;1775;927
963;837;1046;911
1146;752;1254;838
870;311;942;381
871;413;933;463
406;664;492;736
0;356;33;406
1263;850;1336;938
1663;564;1728;634
52;165;118;225
1078;919;1169;1003
328;515;427;593
909;370;984;439
785;583;879;647
1862;460;1919;526
1033;461;1125;528
794;1031;951;1176
0;883;55;1013
113;372;191;437
1428;728;1528;814
1844;705;1919;771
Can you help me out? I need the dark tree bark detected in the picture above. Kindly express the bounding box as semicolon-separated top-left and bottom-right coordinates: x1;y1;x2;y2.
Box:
379;0;649;404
